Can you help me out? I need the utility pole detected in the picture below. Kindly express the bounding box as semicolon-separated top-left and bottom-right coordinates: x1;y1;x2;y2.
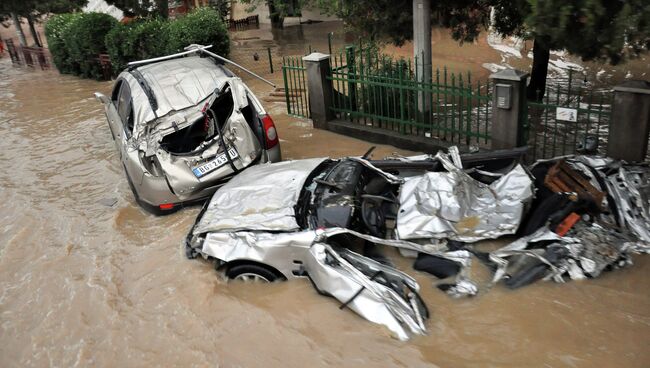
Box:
413;0;432;123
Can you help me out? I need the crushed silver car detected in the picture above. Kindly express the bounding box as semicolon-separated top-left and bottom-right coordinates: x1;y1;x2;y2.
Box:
94;46;281;214
185;147;530;339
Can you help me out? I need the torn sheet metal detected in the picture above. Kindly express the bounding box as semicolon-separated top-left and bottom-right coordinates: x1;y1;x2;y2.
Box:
305;243;427;341
604;165;650;243
130;56;232;130
193;158;327;234
490;222;650;287
396;152;534;242
200;230;318;277
347;157;404;184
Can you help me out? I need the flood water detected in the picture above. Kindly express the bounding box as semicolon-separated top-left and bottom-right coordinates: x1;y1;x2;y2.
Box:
1;21;650;367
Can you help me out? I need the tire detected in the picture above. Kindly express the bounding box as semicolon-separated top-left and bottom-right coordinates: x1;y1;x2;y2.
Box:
226;264;281;283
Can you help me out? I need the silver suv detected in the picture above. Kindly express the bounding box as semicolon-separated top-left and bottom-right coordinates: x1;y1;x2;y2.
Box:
95;51;281;214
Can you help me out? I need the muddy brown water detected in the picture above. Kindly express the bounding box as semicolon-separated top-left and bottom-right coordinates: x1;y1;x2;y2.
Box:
1;26;650;366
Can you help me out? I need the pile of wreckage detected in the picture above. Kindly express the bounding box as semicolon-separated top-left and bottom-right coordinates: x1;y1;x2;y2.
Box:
185;147;650;340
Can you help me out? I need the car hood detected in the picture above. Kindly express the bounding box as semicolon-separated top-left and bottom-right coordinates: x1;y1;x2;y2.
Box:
192;158;327;234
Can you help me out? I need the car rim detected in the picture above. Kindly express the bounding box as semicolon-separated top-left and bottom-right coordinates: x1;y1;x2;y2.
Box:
234;273;270;283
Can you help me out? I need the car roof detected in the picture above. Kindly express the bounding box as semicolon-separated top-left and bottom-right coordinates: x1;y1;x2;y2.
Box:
123;56;234;125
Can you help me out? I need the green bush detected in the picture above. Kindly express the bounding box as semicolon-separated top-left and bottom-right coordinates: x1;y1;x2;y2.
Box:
106;19;171;73
167;7;230;57
45;8;230;80
62;13;118;79
44;13;82;74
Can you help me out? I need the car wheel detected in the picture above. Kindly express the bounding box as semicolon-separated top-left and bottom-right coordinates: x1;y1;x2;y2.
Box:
226;264;280;283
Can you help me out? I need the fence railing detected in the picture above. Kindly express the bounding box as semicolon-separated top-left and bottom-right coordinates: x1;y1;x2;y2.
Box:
281;56;309;118
524;69;612;160
279;42;618;158
328;46;492;149
4;39;51;70
229;15;259;31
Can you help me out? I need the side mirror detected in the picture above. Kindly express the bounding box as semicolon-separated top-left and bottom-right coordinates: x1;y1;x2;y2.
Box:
94;92;109;105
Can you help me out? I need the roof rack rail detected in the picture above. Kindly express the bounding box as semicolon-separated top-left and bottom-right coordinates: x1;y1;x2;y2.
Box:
127;44;213;68
127;44;276;88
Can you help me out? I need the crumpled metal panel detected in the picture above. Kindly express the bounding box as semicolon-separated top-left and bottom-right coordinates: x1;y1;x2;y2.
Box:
305;243;427;341
604;165;650;242
194;227;429;340
490;223;650;285
155;110;262;199
489;227;567;284
129;56;231;127
193;158;327;234
396;153;534;242
201;230;318;277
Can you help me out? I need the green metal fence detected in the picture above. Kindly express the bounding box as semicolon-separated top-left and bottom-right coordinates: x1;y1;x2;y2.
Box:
524;69;612;160
281;56;310;118
327;46;493;149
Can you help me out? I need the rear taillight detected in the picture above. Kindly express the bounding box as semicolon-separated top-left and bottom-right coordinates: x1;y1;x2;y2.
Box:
261;115;279;149
159;203;175;210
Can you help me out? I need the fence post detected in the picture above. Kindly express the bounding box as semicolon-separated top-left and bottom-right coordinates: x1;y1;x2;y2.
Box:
608;80;650;161
345;46;357;112
267;47;273;74
489;69;529;150
303;52;334;129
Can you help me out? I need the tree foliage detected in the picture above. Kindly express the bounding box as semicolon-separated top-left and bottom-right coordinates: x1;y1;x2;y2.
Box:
317;0;649;64
44;13;83;74
167;7;230;54
105;7;230;73
1;0;86;20
61;12;118;79
106;18;170;73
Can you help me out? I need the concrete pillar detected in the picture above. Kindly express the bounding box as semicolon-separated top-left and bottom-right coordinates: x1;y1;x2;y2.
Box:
413;0;432;120
489;69;529;150
607;80;650;162
303;52;335;129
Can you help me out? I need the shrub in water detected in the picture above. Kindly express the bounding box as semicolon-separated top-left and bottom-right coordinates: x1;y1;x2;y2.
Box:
105;19;170;73
62;13;118;79
167;7;230;57
44;13;83;75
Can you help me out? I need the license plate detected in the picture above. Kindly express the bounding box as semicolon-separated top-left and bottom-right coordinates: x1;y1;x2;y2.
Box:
192;148;239;178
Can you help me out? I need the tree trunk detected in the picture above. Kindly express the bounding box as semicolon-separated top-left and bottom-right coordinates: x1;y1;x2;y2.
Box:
527;37;550;101
268;1;284;28
11;13;27;47
26;14;42;48
156;0;169;19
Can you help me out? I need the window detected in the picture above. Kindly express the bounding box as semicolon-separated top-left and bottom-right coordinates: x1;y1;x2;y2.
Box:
115;81;134;137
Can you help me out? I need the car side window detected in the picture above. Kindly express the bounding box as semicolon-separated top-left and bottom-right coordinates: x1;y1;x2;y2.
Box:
116;81;134;137
111;80;123;103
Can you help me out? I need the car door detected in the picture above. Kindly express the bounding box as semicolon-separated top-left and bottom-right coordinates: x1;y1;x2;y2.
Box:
105;80;129;157
113;81;145;187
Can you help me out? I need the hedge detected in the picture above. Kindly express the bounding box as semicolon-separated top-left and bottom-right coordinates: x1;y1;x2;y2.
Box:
106;19;171;73
44;13;83;75
46;8;231;80
61;13;118;79
167;7;230;56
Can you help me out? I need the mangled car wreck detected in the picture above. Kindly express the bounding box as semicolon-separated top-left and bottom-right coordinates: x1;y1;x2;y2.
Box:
185;146;649;340
95;46;281;214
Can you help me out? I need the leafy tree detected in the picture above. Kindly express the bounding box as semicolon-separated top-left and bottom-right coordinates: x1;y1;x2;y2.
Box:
0;0;86;46
315;0;650;100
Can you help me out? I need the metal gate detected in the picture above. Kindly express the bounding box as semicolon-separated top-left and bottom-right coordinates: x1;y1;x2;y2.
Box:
327;46;493;150
524;70;613;160
281;56;310;118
